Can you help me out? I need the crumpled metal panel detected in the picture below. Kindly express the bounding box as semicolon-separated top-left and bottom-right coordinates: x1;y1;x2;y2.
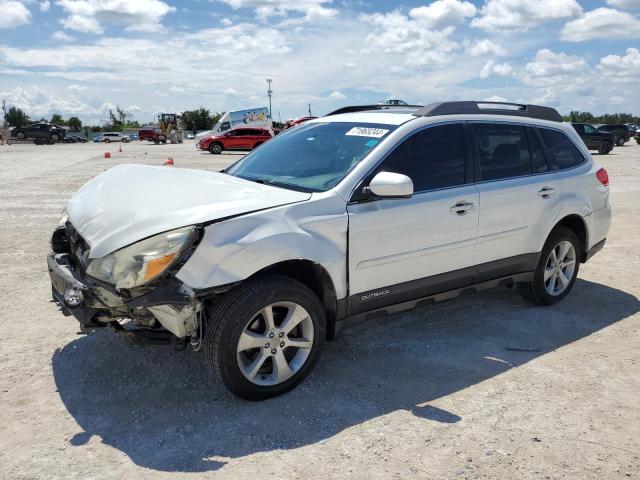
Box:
66;164;311;258
176;193;349;299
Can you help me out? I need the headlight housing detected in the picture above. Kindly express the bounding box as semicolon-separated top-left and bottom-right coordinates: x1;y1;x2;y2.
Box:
86;226;195;289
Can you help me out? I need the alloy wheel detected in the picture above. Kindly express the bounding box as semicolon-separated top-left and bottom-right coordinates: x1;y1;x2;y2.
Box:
544;241;576;296
236;301;314;386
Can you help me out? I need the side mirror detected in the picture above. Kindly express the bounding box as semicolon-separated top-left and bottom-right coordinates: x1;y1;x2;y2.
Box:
367;172;413;198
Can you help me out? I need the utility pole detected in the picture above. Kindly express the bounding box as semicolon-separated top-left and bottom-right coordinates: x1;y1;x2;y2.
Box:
266;79;273;118
308;104;312;116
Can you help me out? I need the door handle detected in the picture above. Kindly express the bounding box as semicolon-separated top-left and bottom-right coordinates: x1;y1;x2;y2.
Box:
450;201;475;215
538;186;556;198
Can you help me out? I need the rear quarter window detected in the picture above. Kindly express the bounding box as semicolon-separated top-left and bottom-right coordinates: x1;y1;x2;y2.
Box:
538;128;586;170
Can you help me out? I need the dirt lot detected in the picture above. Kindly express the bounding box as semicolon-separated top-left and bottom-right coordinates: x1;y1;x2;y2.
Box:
0;139;638;479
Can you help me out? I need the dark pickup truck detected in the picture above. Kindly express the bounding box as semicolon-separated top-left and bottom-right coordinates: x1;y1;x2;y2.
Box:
572;123;615;154
12;123;66;142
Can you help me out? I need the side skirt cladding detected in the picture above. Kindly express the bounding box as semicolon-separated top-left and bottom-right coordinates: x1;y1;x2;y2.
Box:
347;253;540;316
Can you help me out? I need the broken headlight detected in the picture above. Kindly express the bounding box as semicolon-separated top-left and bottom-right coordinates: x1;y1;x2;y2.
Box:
86;226;195;289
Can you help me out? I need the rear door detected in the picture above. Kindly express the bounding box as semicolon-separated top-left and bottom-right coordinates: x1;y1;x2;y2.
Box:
472;122;562;276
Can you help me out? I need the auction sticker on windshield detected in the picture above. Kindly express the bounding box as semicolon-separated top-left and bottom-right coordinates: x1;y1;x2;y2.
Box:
345;127;389;138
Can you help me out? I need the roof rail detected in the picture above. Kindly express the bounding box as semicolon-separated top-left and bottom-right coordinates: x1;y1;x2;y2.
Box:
325;104;424;116
414;101;563;123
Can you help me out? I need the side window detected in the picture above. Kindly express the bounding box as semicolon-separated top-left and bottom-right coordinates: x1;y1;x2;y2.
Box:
474;124;532;181
538;128;585;170
376;124;466;192
584;125;596;134
529;129;549;173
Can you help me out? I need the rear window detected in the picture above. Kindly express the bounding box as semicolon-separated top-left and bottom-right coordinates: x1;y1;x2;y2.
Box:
538;128;585;170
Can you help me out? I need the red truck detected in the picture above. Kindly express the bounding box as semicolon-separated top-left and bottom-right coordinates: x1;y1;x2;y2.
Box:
138;127;167;144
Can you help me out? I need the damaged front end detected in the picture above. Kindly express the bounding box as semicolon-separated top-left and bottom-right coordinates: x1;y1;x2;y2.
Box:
48;221;215;347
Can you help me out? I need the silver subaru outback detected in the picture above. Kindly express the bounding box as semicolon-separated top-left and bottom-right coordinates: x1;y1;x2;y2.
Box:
48;101;611;399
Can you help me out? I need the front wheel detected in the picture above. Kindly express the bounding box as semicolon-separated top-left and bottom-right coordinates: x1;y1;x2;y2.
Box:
616;137;625;147
520;227;580;305
209;142;223;154
598;141;612;155
104;138;110;143
16;131;26;140
204;275;326;400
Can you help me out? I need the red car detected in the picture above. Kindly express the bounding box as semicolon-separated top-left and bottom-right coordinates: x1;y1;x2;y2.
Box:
198;127;273;154
284;116;317;129
138;127;167;144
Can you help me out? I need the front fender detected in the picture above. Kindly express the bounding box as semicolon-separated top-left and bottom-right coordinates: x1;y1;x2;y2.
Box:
176;195;348;299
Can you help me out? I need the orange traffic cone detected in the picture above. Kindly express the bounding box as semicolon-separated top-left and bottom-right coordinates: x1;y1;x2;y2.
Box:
104;152;111;158
164;157;174;166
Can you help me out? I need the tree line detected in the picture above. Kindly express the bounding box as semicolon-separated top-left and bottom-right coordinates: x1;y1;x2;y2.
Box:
563;111;640;124
3;105;224;133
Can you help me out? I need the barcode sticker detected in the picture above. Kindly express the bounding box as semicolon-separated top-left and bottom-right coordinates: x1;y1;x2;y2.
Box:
345;127;389;138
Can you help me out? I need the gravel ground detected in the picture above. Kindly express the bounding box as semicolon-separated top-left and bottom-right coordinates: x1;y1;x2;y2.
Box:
0;139;638;479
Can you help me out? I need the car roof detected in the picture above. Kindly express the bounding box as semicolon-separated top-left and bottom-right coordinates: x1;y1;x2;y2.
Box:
308;110;418;126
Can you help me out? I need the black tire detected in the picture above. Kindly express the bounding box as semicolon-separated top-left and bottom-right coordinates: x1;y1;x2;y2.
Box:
122;138;129;143
520;226;581;306
598;141;612;155
104;138;111;143
51;133;60;142
209;142;223;154
616;136;625;147
16;131;26;140
204;275;326;400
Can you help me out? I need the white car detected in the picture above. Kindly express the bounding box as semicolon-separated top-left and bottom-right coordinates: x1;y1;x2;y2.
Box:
95;132;130;143
48;101;611;399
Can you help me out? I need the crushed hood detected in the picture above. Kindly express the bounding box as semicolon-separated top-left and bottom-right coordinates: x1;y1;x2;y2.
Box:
66;164;311;258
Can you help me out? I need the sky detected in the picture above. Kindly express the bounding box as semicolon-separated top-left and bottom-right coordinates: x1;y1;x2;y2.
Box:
0;0;638;125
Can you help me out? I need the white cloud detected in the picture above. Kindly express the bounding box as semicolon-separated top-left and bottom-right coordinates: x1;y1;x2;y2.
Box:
40;1;50;12
224;87;239;96
597;48;640;83
523;49;588;86
483;94;507;102
472;0;582;32
0;85;104;118
0;0;31;29
465;38;506;56
408;0;476;29
57;0;175;34
359;10;460;67
479;60;512;78
68;84;87;92
52;30;75;41
220;17;233;26
217;0;337;22
606;0;640;9
561;8;640;42
328;90;346;100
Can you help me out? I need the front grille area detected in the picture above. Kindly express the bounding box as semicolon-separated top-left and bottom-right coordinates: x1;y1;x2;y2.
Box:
63;223;91;272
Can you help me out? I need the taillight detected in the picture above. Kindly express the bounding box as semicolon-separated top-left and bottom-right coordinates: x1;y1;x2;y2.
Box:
596;168;609;186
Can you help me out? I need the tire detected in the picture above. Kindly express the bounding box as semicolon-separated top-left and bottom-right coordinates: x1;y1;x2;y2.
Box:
616;136;625;147
104;138;111;143
122;138;129;143
204;275;326;400
520;226;581;306
16;131;26;140
50;133;60;142
598;141;612;155
209;142;223;154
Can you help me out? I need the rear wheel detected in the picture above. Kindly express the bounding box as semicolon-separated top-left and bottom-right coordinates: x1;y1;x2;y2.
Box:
598;141;612;155
616;136;625;147
204;275;326;400
209;142;223;154
50;133;60;142
520;226;580;305
104;138;111;143
16;131;26;140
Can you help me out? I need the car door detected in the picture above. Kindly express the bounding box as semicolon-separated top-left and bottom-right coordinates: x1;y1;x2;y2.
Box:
225;130;243;149
347;123;479;313
472;123;562;277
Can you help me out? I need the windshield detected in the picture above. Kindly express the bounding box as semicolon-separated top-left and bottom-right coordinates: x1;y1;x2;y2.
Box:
226;122;396;192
